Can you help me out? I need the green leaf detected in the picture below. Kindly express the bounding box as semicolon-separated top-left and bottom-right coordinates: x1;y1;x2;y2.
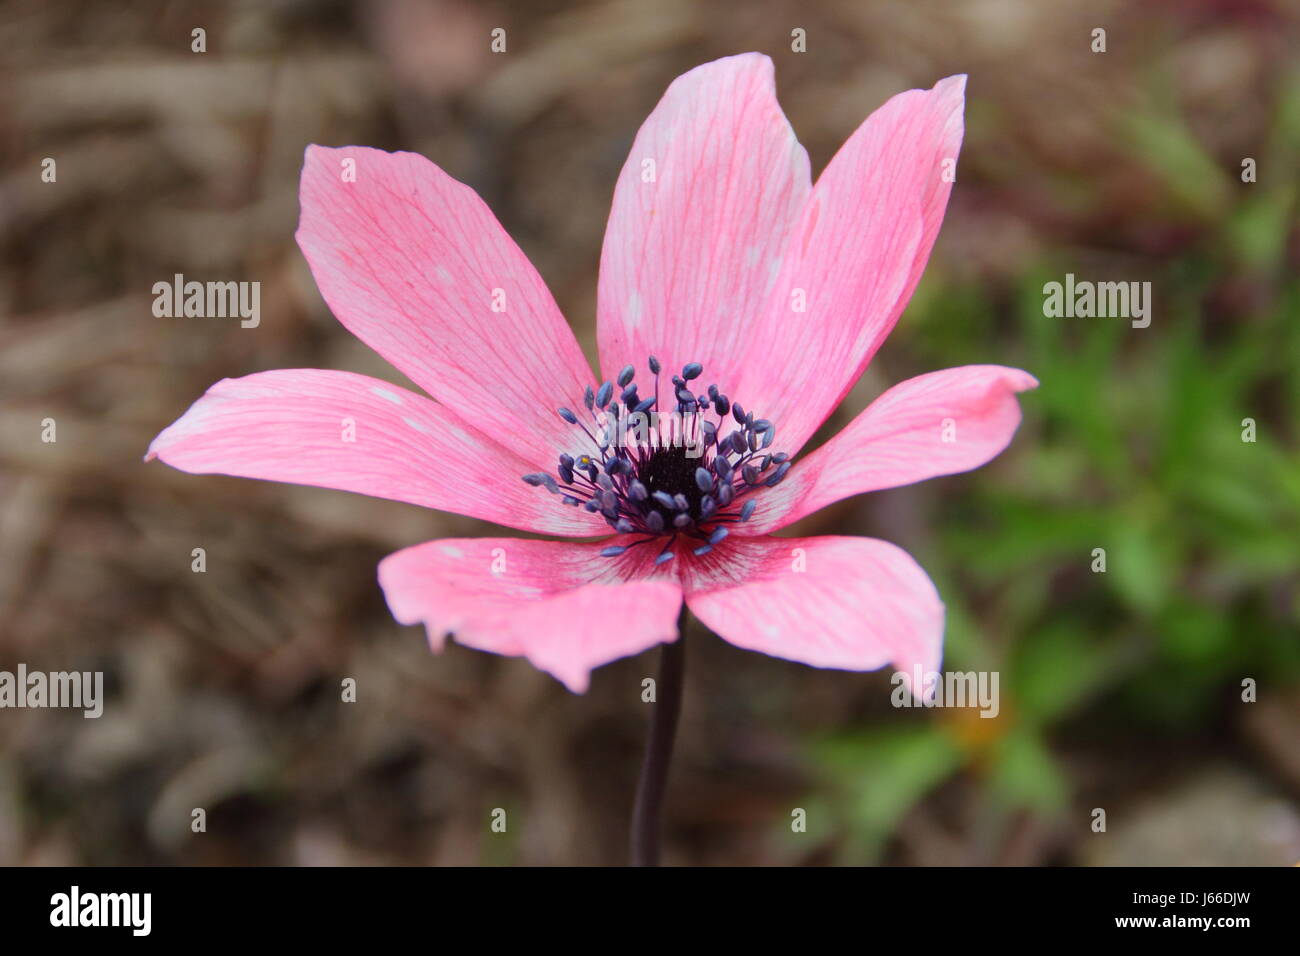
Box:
813;726;963;862
1011;621;1108;725
1120;109;1230;219
1107;508;1173;616
989;726;1068;813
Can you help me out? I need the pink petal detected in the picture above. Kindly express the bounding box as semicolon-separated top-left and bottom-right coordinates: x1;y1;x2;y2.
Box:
379;537;682;692
738;75;967;455
147;369;607;537
297;145;594;467
684;535;943;690
597;53;811;391
741;365;1037;535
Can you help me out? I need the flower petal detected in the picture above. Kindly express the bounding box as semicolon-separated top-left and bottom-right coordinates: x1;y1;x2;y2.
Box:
738;75;967;455
147;369;608;537
684;535;943;688
741;365;1036;535
597;53;811;392
297;144;595;467
379;537;682;693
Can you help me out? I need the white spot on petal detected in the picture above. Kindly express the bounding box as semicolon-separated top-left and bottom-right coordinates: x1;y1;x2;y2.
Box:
763;257;784;295
626;291;643;328
439;544;464;559
370;386;403;404
403;416;429;434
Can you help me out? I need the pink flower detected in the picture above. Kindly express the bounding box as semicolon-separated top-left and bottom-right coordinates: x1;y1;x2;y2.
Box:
148;54;1036;694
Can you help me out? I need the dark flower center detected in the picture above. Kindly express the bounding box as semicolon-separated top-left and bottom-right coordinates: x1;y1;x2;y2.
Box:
639;445;708;515
522;357;792;566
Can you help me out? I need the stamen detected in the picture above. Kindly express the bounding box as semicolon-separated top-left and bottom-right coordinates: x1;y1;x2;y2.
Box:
525;357;792;557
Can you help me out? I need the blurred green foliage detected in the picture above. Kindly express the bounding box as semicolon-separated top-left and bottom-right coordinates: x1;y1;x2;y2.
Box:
810;69;1300;863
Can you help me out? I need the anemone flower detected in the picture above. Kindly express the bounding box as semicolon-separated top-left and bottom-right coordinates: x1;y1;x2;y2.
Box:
148;53;1036;865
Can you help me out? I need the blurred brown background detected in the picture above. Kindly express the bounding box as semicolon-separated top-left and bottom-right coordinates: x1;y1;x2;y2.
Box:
1;0;1298;865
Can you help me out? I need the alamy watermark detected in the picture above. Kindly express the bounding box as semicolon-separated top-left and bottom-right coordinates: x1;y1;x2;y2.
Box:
0;664;103;718
1043;273;1151;328
891;668;1000;718
152;273;260;328
599;406;705;459
50;886;151;936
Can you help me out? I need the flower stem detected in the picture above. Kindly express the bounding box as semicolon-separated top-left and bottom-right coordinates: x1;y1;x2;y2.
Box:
629;606;687;866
